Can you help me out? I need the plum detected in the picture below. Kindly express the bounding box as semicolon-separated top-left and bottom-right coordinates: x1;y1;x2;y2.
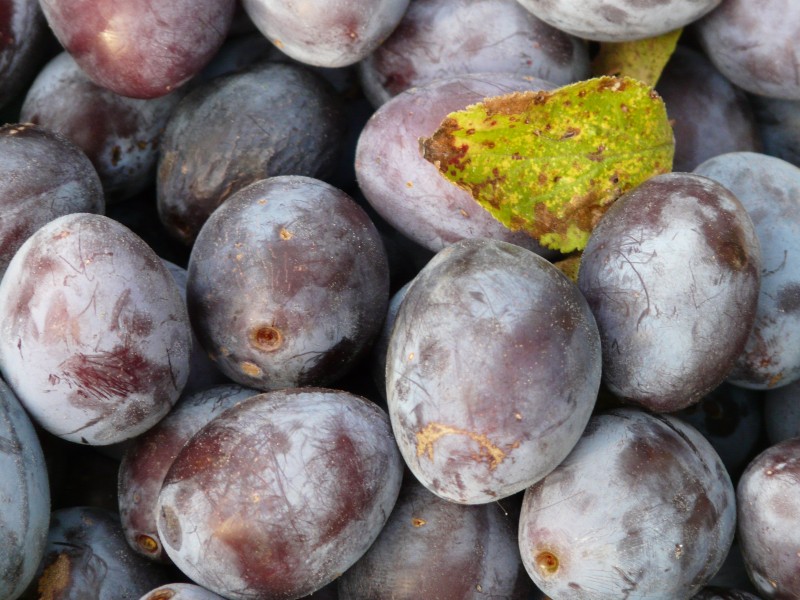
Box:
387;237;601;504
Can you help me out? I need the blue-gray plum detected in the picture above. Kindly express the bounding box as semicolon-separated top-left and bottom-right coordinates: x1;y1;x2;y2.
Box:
694;152;800;390
519;408;736;599
186;175;389;391
156;388;403;600
577;172;761;412
0;379;49;600
0;213;192;445
387;237;601;504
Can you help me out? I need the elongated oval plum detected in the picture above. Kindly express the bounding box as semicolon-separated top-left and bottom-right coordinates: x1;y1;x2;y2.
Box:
156;388;404;600
577;172;761;412
119;384;257;562
694;152;800;389
338;477;534;599
0;379;49;600
186;175;389;391
0;213;192;445
519;408;736;599
0;122;104;279
38;0;235;98
387;238;601;504
242;0;409;68
737;437;800;597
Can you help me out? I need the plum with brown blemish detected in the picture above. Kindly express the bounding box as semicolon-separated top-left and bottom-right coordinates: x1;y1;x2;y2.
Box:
338;476;536;599
519;408;736;599
0;379;49;600
0;213;192;445
356;72;558;254
138;584;225;600
386;237;601;504
577;172;761;412
18;506;172;599
357;0;589;107
0;122;104;279
0;0;50;111
737;437;800;598
241;0;409;68
694;152;800;390
156;61;345;246
156;388;403;600
38;0;235;99
516;0;722;41
186;175;389;391
697;0;800;100
118;384;257;563
20;52;184;202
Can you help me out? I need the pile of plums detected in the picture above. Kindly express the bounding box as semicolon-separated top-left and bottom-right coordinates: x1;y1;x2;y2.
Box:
1;0;799;598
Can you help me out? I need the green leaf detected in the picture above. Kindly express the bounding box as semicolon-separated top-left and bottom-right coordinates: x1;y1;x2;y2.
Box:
419;76;674;253
592;29;683;85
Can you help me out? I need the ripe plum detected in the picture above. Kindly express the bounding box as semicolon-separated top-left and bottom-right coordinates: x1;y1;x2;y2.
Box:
577;172;761;412
355;72;557;253
186;175;389;391
694;152;800;389
737;437;800;597
242;0;410;68
358;0;589;106
20;52;184;201
0;379;49;600
156;61;345;246
387;238;601;504
156;388;403;599
0;213;192;445
0;122;104;278
38;0;235;98
518;408;736;599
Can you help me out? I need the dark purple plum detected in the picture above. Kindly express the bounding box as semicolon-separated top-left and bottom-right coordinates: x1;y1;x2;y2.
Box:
516;0;722;41
19;506;172;599
696;0;800;100
156;61;345;246
519;408;736;599
694;152;800;390
0;122;104;278
338;477;534;599
38;0;235;98
577;172;761;412
358;0;589;106
242;0;409;68
119;384;257;563
737;437;800;597
138;584;225;600
20;52;184;201
156;388;404;600
387;238;601;504
656;45;761;172
186;175;389;391
0;0;50;110
355;72;558;254
751;96;800;168
0;213;192;445
0;379;49;600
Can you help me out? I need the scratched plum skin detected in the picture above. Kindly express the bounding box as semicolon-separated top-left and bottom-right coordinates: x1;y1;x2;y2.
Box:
519;408;736;599
0;213;192;445
118;384;257;563
577;172;761;413
156;388;404;600
0;379;49;600
38;0;235;98
386;237;601;505
186;175;389;391
338;477;535;599
694;152;800;390
737;437;800;598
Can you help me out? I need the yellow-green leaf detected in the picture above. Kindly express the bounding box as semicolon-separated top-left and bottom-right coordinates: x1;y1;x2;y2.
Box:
592;29;683;85
419;76;674;253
